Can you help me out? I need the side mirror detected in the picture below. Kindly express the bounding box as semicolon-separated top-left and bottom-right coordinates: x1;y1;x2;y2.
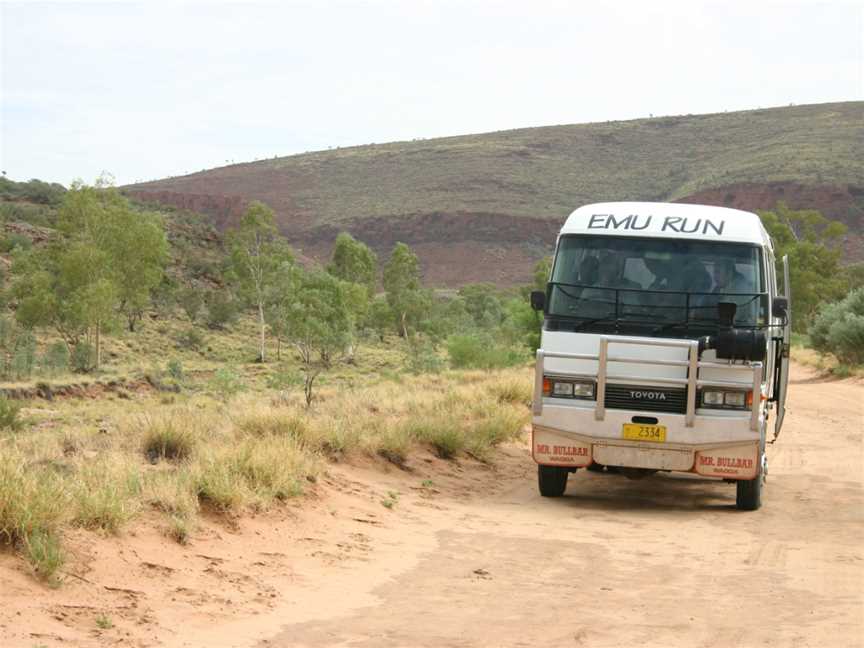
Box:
772;297;788;319
530;290;546;312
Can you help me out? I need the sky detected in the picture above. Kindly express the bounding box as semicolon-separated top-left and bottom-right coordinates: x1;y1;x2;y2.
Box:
1;0;862;187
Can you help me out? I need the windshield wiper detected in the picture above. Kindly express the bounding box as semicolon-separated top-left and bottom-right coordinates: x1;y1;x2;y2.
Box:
651;320;689;335
572;317;617;332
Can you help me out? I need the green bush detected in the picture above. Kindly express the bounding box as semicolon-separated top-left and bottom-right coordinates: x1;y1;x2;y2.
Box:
0;202;57;227
70;342;95;373
405;337;445;374
0;317;36;380
0;234;33;253
446;333;524;370
209;367;245;401
0;177;65;205
177;328;205;351
810;288;864;365
166;358;184;382
266;365;302;391
41;342;69;375
178;288;203;323
12;343;36;380
205;291;239;330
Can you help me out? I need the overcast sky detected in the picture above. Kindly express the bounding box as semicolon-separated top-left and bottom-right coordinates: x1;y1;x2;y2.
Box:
1;1;861;186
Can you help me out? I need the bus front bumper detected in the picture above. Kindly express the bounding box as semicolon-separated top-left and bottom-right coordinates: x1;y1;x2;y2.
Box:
532;424;760;480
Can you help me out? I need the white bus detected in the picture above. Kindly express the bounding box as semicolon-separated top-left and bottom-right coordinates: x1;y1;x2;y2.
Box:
530;202;791;510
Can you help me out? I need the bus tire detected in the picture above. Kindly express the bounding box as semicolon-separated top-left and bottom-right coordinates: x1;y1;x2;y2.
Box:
736;476;762;511
538;465;568;497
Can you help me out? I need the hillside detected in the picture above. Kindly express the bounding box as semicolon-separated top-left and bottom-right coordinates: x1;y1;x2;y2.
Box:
126;101;864;286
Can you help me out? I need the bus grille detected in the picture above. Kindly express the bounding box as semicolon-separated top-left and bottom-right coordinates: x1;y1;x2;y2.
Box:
604;384;687;414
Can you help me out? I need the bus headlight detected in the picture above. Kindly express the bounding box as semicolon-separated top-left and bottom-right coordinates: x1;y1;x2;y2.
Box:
543;377;595;400
701;389;752;410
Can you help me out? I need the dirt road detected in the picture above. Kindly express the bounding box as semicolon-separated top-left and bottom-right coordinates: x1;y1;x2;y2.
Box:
3;363;862;647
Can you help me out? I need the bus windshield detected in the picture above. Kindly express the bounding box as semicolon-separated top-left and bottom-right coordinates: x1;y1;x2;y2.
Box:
547;235;767;338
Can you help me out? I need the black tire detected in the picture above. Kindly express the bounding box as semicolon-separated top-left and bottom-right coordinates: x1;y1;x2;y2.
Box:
586;462;605;473
538;465;569;497
736;475;762;511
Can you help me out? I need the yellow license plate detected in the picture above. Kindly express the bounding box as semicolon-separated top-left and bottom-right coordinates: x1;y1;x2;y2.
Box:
622;423;667;443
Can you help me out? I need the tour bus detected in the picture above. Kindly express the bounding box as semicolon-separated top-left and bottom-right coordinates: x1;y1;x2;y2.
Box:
530;202;791;510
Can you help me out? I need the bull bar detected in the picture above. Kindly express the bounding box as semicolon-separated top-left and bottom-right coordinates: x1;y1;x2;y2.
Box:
532;336;763;431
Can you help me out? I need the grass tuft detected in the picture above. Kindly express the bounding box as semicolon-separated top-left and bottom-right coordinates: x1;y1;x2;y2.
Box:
488;377;533;406
140;414;199;463
0;453;66;580
407;417;465;459
0;396;23;431
72;460;142;533
23;529;65;584
166;515;193;545
235;409;308;440
374;425;411;468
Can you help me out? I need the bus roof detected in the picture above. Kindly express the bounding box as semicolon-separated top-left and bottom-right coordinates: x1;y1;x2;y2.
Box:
561;202;772;248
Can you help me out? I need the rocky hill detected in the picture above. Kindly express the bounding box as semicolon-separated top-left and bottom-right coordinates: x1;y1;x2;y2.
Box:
124;101;864;286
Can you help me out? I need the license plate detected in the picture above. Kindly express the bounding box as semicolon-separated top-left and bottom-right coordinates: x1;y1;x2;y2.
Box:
622;423;666;443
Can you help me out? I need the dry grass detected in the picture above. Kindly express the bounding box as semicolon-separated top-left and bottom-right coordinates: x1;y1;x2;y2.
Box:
140;413;201;463
0;452;67;581
0;361;531;580
791;345;864;378
71;458;142;533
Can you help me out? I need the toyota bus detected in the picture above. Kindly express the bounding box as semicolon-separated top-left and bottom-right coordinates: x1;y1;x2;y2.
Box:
529;202;791;510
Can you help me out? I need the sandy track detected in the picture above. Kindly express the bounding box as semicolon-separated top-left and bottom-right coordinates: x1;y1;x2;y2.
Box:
2;362;862;647
256;364;863;648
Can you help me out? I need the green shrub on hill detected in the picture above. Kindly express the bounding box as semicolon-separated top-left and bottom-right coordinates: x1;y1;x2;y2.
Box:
810;288;864;366
0;177;65;206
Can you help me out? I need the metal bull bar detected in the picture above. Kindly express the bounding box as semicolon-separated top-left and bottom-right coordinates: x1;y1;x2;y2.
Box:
533;336;763;431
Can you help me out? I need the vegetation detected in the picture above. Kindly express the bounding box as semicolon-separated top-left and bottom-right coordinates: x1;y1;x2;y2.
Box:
0;362;530;579
383;242;429;338
809;288;864;366
225;201;295;362
5;157;859;592
0;176;542;582
282;270;353;405
758;203;851;332
128;103;863;233
10;178;168;368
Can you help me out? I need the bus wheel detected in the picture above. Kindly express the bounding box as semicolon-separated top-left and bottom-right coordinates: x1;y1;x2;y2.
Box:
538;465;568;497
736;476;762;511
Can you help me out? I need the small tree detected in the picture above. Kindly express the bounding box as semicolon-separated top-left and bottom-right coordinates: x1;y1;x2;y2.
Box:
383;242;427;337
226;201;294;362
204;290;239;330
327;232;378;297
264;262;300;361
368;296;392;342
177;286;203;323
57;178;168;332
110;211;169;331
11;178;167;369
12;241;117;370
284;270;352;406
327;232;377;353
458;284;505;329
